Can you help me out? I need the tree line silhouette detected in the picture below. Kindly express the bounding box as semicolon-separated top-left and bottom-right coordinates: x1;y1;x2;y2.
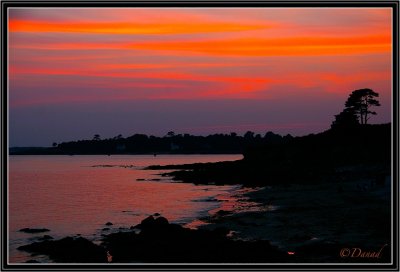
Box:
156;88;389;186
10;88;385;156
331;88;380;129
50;131;294;155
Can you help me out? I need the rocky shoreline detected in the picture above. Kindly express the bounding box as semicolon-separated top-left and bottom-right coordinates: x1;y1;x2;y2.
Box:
196;176;391;262
18;214;289;263
146;159;392;263
18;168;391;264
16;122;392;263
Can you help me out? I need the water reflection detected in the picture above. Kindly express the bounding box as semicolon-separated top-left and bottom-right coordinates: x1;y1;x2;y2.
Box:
9;154;245;263
185;187;269;229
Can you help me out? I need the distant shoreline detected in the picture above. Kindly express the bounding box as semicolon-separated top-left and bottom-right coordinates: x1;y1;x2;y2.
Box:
9;130;296;156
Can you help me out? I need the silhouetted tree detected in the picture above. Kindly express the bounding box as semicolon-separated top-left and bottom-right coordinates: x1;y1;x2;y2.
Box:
244;131;255;139
93;134;101;141
331;108;359;129
344;88;380;125
282;134;293;142
166;131;175;137
52;142;58;147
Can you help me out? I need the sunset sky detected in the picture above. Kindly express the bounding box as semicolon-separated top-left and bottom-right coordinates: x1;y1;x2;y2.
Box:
9;8;392;147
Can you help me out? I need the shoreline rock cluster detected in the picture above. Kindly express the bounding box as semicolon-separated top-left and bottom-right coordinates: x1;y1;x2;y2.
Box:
18;215;288;263
18;212;390;263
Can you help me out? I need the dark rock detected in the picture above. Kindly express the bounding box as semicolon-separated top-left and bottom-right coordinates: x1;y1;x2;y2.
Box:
102;228;110;231
18;216;288;263
105;222;113;226
215;210;232;216
19;228;50;233
287;234;313;243
155;216;169;226
102;216;287;263
18;236;107;263
153;212;161;216
212;227;230;237
138;216;170;231
140;215;155;228
39;235;53;241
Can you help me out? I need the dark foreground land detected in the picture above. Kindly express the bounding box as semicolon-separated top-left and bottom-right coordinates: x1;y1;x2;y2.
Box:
19;215;288;263
147;124;391;187
18;212;390;263
147;124;392;262
17;124;392;263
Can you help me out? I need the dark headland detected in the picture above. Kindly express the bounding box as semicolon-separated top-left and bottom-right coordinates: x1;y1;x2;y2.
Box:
144;123;391;263
147;123;391;187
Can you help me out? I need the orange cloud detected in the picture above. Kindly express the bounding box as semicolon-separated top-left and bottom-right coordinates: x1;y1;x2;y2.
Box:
10;65;269;83
128;35;391;56
9;19;268;34
103;62;255;70
10;63;271;100
11;34;391;57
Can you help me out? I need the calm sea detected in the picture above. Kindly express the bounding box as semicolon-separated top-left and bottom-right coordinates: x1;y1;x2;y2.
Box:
8;154;260;263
